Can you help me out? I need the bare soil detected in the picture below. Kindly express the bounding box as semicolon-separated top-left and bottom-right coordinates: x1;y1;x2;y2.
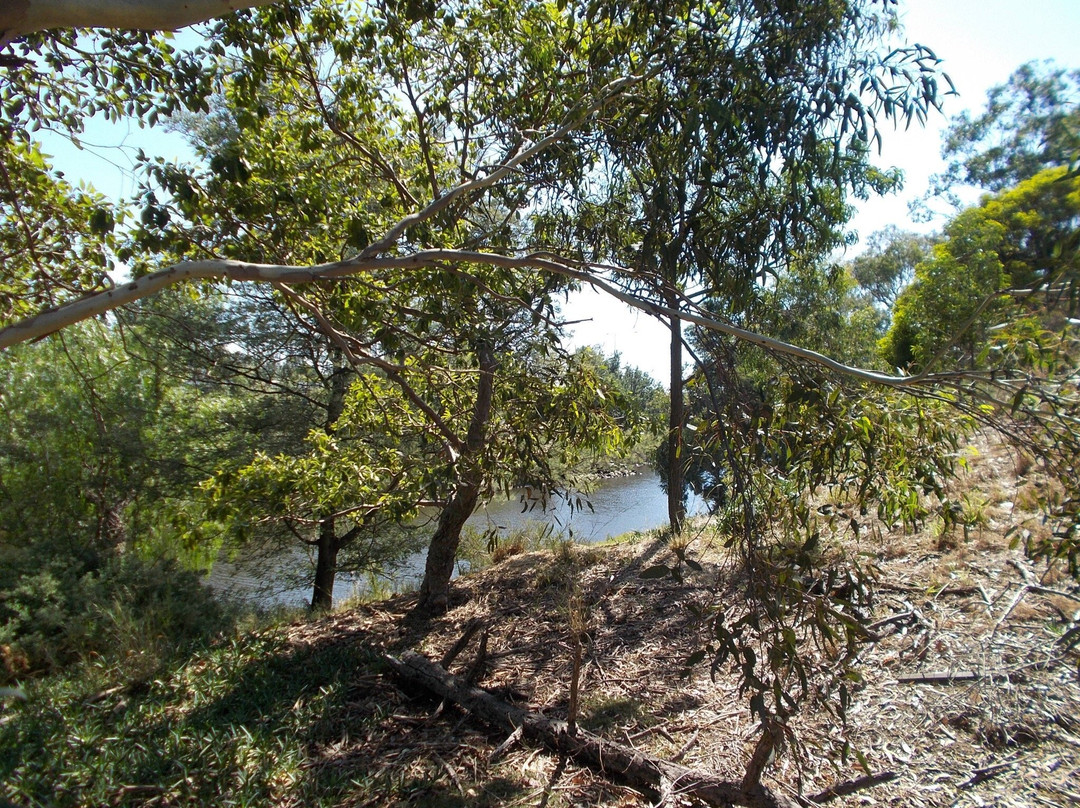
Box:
278;433;1080;807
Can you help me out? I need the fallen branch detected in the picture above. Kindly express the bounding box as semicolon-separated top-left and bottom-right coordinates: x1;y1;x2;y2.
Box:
894;671;1021;685
1029;585;1080;605
809;770;897;803
383;649;798;808
958;761;1015;789
865;609;923;639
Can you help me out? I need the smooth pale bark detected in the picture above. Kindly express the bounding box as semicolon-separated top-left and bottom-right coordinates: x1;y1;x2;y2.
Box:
0;250;953;391
418;342;496;613
1;0;280;46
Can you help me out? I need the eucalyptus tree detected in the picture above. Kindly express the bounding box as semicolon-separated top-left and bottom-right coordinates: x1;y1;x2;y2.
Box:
0;138;117;329
848;225;936;312
936;61;1080;195
536;0;947;532
121;0;631;611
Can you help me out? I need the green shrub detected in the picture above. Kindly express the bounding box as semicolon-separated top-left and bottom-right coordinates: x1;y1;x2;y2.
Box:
1;542;230;683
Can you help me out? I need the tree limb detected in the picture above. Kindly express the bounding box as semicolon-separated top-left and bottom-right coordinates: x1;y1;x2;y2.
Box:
0;248;978;392
0;0;281;46
357;74;642;259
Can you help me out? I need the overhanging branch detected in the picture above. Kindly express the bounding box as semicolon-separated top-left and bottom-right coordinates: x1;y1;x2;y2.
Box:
1;0;281;47
357;74;643;259
1;247;972;391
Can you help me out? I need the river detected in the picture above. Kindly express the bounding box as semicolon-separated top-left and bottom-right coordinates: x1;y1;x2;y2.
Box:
207;470;703;608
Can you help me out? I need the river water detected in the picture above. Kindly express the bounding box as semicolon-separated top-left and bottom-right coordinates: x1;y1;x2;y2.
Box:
208;470;702;608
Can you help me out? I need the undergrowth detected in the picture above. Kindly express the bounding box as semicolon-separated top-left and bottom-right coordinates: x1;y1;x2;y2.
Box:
0;626;380;807
0;545;233;684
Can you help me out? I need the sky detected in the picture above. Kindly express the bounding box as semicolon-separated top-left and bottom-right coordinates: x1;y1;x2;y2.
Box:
36;1;1080;384
564;0;1080;383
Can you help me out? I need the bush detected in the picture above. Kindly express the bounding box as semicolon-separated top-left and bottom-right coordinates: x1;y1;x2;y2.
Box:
0;541;230;683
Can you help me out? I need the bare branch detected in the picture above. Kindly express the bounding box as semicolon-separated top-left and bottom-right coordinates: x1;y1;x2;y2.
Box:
1;247;983;392
1;0;281;46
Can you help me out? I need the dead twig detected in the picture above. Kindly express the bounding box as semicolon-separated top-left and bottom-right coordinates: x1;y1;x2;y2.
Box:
809;770;897;803
463;627;489;685
866;609;924;639
672;730;701;763
431;750;465;794
489;725;524;762
958;761;1015;789
993;585;1031;636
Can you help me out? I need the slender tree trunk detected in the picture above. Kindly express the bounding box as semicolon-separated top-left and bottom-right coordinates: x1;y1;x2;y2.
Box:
418;473;482;613
418;342;496;613
311;519;339;611
665;286;686;534
309;350;350;611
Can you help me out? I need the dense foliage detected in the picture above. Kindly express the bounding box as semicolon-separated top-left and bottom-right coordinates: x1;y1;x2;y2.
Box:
0;319;238;680
1;0;1078;799
883;167;1080;372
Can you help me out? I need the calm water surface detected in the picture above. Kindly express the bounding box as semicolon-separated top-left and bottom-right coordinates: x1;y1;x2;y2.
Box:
208;470;703;607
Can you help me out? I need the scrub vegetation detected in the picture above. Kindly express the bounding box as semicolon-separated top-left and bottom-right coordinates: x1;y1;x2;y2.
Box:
1;3;1078;805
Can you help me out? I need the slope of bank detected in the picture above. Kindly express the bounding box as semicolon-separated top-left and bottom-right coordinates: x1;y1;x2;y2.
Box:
2;436;1079;807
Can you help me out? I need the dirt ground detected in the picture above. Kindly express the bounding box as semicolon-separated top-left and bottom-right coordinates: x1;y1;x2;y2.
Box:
281;434;1080;807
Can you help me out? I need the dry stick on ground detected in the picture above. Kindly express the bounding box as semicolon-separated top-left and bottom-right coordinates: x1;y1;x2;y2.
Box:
993;586;1031;636
384;650;802;808
808;771;898;803
441;618;486;669
894;671;1020;685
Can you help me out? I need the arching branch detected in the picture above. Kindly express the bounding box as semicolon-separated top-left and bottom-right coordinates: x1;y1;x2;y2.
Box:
1;0;281;47
0;247;972;392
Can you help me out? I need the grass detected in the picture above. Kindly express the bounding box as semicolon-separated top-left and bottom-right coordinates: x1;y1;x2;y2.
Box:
1;623;381;808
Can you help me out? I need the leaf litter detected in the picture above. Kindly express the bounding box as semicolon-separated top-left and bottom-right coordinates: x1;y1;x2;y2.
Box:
273;432;1079;807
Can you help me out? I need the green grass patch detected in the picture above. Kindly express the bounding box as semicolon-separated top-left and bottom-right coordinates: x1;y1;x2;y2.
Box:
1;627;383;807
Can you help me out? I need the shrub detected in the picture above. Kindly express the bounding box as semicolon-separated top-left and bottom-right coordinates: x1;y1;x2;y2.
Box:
0;540;230;683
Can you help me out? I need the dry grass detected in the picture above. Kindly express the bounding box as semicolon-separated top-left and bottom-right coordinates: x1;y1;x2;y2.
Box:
224;432;1080;807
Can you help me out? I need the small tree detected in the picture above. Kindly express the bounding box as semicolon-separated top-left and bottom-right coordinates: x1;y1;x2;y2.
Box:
882;167;1080;372
849;226;937;312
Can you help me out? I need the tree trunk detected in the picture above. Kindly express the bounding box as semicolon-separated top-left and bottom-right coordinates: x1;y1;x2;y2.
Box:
309;351;350;611
311;520;339;611
418;474;482;613
418;342;496;613
665;287;686;534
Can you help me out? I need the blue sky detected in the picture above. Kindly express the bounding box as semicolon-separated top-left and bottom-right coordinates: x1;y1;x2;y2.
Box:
35;1;1080;383
567;0;1080;382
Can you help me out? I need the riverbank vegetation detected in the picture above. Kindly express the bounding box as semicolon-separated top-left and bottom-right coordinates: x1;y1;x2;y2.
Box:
2;2;1079;804
4;436;1079;806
